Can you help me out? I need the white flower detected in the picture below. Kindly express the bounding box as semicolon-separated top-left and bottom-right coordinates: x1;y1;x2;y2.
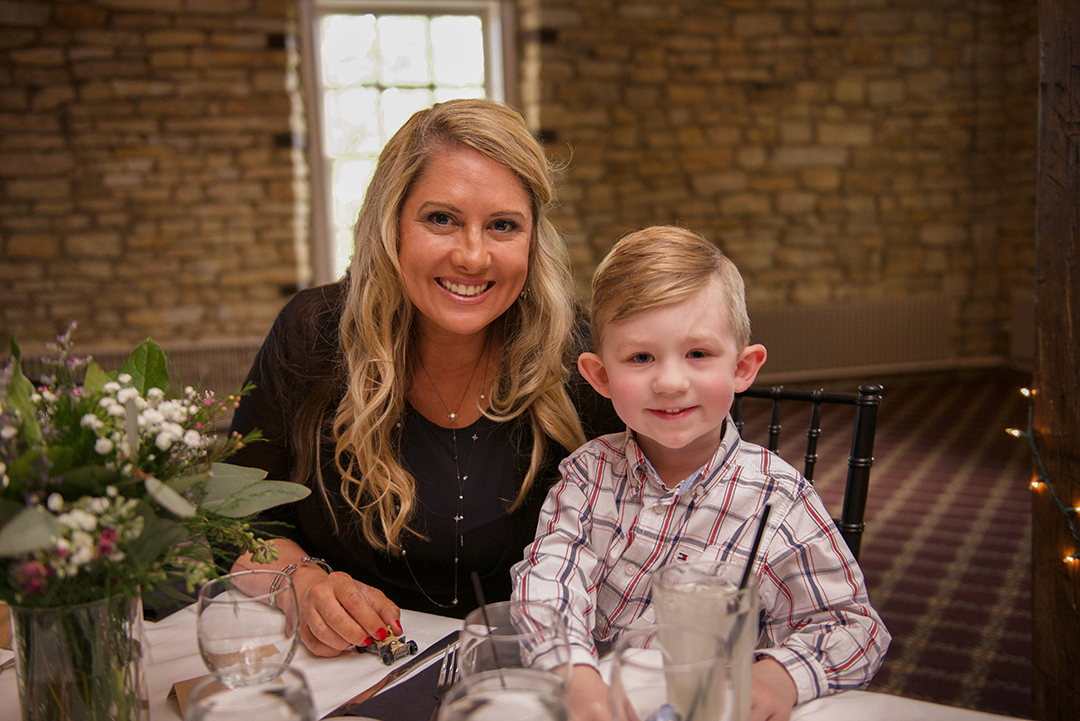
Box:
29;392;42;403
95;437;114;454
88;497;108;514
147;387;165;402
183;429;202;448
155;430;176;451
0;425;16;440
140;408;164;427
40;389;57;403
116;387;140;404
102;381;121;393
118;373;132;384
80;413;104;430
106;485;118;497
106;403;126;418
60;509;97;533
47;493;64;512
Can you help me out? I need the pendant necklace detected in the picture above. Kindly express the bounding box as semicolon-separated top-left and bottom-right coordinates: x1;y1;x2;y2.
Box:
405;339;488;608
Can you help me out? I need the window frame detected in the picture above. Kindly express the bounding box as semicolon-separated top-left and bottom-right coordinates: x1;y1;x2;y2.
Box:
298;0;517;285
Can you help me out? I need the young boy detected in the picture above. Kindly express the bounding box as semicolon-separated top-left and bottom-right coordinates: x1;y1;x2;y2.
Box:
512;226;889;721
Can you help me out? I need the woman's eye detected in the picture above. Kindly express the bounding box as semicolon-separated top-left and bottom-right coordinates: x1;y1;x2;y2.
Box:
428;212;452;226
491;218;518;233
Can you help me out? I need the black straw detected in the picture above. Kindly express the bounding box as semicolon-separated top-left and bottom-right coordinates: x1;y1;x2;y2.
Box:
470;570;507;686
739;504;772;589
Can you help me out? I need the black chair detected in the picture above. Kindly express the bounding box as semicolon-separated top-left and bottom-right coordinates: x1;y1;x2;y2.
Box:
730;383;882;560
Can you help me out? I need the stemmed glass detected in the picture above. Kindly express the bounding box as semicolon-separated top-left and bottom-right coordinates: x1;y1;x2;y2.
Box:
457;600;572;688
185;665;315;721
196;569;300;688
610;623;733;721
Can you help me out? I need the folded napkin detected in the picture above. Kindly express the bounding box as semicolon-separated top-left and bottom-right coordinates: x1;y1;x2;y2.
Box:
335;662;443;721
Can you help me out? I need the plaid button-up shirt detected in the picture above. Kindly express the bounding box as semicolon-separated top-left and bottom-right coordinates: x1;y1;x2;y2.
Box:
511;419;890;704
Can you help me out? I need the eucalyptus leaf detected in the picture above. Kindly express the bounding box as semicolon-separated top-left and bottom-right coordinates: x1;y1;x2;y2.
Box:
127;511;188;566
83;360;111;395
144;476;196;518
121;339;171;395
203;480;311;518
168;470;212;496
0;506;61;558
202;462;269;505
5;337;41;443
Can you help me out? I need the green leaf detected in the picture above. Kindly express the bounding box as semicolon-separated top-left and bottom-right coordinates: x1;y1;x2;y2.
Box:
168;470;212;496
5;336;41;443
144;476;196;518
0;506;60;558
121;339;171;395
127;510;188;566
201;462;269;504
202;480;310;518
83;360;111;395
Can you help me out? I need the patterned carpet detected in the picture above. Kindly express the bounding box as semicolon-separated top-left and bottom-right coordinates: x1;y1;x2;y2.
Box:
737;369;1033;718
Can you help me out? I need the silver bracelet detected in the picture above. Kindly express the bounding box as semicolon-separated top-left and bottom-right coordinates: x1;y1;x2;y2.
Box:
268;556;333;607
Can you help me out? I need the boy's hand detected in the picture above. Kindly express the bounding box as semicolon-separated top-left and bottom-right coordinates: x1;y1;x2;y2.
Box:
750;657;798;721
567;664;612;721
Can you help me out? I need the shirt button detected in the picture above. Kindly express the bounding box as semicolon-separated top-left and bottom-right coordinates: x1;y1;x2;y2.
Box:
624;565;635;576
652;505;665;515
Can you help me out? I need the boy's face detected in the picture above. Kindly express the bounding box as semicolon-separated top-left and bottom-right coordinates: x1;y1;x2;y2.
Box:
580;277;766;482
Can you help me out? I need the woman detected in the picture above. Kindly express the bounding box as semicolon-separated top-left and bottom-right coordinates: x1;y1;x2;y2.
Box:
228;98;618;657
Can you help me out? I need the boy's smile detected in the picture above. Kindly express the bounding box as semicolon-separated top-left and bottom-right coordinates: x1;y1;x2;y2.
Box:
579;276;766;486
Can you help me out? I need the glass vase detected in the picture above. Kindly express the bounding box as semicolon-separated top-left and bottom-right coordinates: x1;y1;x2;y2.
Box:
10;593;149;721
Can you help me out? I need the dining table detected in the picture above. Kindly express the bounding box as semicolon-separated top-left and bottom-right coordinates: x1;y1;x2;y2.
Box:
0;604;1027;721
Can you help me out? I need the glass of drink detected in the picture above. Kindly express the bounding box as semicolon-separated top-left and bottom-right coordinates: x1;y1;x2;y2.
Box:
610;623;733;721
458;600;571;687
651;560;757;721
438;668;568;721
196;570;299;688
185;665;315;721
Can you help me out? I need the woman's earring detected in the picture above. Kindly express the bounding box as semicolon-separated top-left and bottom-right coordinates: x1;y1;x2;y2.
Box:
519;288;528;300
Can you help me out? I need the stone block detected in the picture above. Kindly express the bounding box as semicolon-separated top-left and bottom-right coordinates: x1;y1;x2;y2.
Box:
920;224;967;246
32;86;77;110
868;80;906;105
145;30;208;47
10;47;65;66
6;234;60;258
818;122;873;145
800;168;841;191
721;193;771;215
65;231;122;257
0;1;51;27
6;178;70;199
55;4;109;27
733;13;784;37
0;151;76;176
771;146;849;167
97;0;182;10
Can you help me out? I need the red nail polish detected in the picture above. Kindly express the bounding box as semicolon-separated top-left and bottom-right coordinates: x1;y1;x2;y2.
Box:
393;620;403;635
376;628;388;641
361;637;372;647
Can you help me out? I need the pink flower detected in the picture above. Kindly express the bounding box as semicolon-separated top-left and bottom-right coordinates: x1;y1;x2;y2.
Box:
97;527;117;556
17;560;51;595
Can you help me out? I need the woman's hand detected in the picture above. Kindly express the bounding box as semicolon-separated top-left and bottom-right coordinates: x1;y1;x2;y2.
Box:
293;570;401;657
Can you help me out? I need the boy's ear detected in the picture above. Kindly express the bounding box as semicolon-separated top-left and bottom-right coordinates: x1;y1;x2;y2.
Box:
733;343;767;393
578;352;613;398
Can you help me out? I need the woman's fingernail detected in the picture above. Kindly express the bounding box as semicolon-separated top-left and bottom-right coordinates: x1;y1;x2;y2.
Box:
393;620;403;635
360;637;372;647
376;628;388;641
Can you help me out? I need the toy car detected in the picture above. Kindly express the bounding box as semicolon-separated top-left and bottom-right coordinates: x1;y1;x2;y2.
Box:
358;627;419;666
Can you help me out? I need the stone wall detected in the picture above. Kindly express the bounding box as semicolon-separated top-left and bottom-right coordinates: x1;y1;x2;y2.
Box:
0;0;303;351
521;0;1038;360
1;0;1038;369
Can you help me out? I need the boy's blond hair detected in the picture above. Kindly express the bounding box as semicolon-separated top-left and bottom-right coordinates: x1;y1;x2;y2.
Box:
590;226;752;350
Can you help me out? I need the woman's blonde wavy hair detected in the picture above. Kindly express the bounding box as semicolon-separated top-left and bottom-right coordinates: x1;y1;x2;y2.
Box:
330;98;586;553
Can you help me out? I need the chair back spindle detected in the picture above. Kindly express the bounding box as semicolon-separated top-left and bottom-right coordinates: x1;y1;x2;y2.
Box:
730;383;882;559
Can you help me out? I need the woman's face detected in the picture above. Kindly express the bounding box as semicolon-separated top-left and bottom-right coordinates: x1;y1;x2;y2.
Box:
398;145;533;341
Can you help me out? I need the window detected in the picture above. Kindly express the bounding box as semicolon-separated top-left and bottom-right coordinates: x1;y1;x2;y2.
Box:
299;1;514;284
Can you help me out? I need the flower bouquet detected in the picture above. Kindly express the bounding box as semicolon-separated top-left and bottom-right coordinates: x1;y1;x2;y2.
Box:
0;325;309;721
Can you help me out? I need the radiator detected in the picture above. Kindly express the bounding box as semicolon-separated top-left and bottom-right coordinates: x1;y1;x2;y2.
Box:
748;295;957;382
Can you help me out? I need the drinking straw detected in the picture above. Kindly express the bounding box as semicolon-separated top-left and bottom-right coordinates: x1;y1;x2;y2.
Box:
739;503;773;590
469;570;507;686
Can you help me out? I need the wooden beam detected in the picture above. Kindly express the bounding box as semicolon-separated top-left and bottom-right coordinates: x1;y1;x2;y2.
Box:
1033;0;1080;718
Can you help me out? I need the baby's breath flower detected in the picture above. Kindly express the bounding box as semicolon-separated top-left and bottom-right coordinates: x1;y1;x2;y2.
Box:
102;381;121;393
106;485;118;497
94;437;114;454
117;373;132;384
147;387;165;402
47;493;64;512
183;429;202;448
0;425;16;440
116;387;139;404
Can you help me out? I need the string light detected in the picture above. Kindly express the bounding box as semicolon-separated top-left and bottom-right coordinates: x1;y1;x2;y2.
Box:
1009;388;1080;566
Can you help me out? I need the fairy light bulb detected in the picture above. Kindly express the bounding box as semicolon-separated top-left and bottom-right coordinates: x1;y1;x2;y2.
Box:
1006;428;1023;438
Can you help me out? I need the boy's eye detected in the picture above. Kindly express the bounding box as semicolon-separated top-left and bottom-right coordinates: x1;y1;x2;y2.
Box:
687;349;710;359
629;353;653;364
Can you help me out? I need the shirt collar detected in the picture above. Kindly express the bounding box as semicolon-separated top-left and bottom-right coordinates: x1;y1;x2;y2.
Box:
619;417;742;496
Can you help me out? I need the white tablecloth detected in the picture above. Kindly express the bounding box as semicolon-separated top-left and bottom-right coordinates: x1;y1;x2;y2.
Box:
0;609;1023;721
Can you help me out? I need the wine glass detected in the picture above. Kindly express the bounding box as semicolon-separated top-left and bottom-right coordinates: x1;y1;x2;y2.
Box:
185;665;315;721
458;600;572;687
610;623;733;721
438;668;568;721
196;570;299;688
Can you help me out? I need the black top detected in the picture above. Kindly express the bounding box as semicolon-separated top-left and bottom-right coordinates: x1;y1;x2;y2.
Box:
227;281;620;618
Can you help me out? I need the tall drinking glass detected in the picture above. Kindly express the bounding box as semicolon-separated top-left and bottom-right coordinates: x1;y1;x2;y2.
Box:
458;600;571;687
651;560;757;721
610;623;733;721
196;570;299;688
